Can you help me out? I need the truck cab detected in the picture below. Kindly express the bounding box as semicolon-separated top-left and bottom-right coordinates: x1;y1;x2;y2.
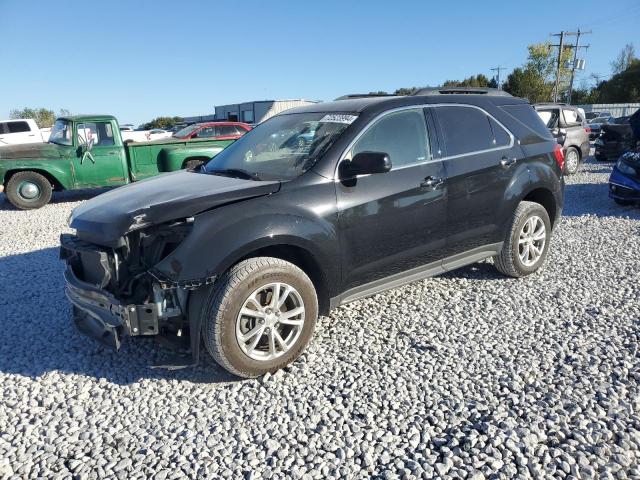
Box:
0;115;233;209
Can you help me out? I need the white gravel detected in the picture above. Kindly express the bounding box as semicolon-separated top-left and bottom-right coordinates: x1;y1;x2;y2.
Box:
1;158;639;479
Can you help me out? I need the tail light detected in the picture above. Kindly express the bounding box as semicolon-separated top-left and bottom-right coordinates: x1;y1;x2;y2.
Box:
553;144;565;172
585;127;591;133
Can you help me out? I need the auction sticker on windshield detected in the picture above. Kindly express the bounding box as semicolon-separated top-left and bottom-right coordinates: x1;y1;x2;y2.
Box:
319;114;358;124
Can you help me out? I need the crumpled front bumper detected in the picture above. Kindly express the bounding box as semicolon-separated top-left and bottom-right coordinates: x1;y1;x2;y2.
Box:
64;266;161;349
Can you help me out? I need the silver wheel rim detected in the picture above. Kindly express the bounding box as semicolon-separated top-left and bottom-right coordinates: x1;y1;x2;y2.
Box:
235;282;305;361
518;215;546;267
566;150;578;172
18;181;40;200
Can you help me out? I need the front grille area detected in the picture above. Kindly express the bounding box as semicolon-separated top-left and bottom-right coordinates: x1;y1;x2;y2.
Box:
60;234;115;289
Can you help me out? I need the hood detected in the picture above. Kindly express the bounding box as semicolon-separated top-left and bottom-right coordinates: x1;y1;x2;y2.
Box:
0;142;64;160
70;170;280;245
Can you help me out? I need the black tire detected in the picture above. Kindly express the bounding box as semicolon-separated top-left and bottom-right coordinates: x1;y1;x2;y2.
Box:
563;146;580;175
614;198;634;206
201;257;318;378
493;201;552;278
5;171;53;210
184;159;204;171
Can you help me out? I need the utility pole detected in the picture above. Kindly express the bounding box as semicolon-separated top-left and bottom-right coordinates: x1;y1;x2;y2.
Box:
550;30;591;103
567;29;591;104
490;66;506;90
550;31;566;102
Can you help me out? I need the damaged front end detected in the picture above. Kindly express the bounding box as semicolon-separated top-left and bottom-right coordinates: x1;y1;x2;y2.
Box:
60;217;209;368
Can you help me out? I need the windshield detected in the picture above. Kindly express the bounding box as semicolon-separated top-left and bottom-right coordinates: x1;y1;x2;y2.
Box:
202;112;356;181
174;124;200;138
589;117;608;124
49;119;73;146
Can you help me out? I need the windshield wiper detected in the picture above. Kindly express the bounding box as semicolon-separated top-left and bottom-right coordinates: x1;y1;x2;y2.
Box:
207;168;261;181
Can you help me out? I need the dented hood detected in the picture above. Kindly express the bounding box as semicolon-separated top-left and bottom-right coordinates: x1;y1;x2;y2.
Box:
70;170;280;245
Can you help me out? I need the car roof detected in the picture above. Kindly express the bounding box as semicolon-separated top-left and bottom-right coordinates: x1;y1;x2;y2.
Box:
194;121;250;127
285;94;529;116
58;114;118;122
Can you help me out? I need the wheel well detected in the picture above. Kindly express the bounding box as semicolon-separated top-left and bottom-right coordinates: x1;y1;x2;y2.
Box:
240;245;330;316
523;188;557;227
4;169;64;191
182;157;210;168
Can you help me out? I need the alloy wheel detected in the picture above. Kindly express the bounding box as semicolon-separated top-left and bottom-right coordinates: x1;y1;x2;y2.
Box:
518;215;546;267
235;282;305;361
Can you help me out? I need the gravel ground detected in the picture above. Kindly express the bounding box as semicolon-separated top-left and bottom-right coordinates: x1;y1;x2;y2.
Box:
1;158;639;479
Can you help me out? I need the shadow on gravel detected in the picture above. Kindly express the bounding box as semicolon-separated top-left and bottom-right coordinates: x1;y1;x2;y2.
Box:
440;261;504;281
563;182;640;218
0;246;241;385
0;189;111;211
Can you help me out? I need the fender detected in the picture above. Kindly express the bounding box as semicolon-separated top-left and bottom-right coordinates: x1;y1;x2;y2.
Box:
1;160;74;189
153;181;340;295
159;141;232;171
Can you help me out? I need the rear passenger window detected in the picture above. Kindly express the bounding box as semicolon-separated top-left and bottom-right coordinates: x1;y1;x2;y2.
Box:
436;106;493;156
488;117;511;147
0;122;6;134
7;121;30;133
352;109;430;168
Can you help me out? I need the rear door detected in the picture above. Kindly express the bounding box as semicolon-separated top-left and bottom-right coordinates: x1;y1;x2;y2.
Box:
432;105;519;258
73;121;128;187
336;107;447;291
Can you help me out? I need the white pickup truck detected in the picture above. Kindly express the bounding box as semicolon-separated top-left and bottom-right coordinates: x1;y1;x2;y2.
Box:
0;119;45;146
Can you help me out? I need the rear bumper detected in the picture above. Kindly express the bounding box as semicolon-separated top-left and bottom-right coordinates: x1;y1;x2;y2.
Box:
65;266;161;349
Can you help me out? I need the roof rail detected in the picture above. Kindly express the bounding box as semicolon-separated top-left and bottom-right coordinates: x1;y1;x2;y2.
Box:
334;93;397;101
413;87;513;97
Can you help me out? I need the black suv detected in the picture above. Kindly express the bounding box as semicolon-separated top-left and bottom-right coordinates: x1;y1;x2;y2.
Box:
61;90;565;378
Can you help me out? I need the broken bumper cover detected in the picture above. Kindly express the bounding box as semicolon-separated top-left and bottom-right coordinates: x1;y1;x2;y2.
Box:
64;267;160;349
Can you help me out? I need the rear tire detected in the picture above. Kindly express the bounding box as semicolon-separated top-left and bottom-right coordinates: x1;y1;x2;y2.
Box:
563;147;580;175
5;171;53;210
493;201;552;278
201;257;318;378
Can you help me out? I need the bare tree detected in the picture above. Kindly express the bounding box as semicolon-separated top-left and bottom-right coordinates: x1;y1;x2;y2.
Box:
611;43;636;74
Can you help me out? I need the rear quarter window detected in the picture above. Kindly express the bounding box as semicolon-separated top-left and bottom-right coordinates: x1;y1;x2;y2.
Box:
499;104;554;143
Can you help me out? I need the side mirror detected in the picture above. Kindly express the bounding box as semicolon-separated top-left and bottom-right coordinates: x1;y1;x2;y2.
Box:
341;151;392;178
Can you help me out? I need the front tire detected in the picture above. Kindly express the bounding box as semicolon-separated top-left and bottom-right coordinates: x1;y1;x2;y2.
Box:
493;201;552;278
202;257;318;378
564;146;580;175
5;171;53;210
184;159;204;171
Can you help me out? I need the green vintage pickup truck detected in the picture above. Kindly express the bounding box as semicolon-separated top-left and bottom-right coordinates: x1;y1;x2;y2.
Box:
0;115;234;209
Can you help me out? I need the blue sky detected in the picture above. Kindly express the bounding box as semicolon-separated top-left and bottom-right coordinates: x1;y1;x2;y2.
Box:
1;0;639;126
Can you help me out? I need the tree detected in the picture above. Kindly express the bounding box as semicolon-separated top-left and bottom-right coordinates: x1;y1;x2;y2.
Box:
502;42;572;103
142;116;184;130
9;107;70;128
442;74;491;88
597;58;640;103
394;87;420;95
611;44;636;75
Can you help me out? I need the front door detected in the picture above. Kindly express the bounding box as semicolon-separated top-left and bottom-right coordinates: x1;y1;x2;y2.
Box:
73;121;128;188
336;108;447;292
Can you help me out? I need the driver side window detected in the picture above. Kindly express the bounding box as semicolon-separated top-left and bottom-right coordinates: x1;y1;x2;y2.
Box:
352;109;430;168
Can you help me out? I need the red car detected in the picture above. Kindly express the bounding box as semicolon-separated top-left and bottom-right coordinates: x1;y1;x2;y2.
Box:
173;122;252;140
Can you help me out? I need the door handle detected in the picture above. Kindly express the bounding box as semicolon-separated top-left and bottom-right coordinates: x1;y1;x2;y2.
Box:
500;157;517;168
108;152;117;155
420;176;444;190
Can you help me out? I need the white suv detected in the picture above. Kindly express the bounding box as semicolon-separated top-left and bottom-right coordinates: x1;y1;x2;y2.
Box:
0;119;44;146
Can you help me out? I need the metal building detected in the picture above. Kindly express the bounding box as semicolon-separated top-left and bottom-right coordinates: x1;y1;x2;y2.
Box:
214;99;320;124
